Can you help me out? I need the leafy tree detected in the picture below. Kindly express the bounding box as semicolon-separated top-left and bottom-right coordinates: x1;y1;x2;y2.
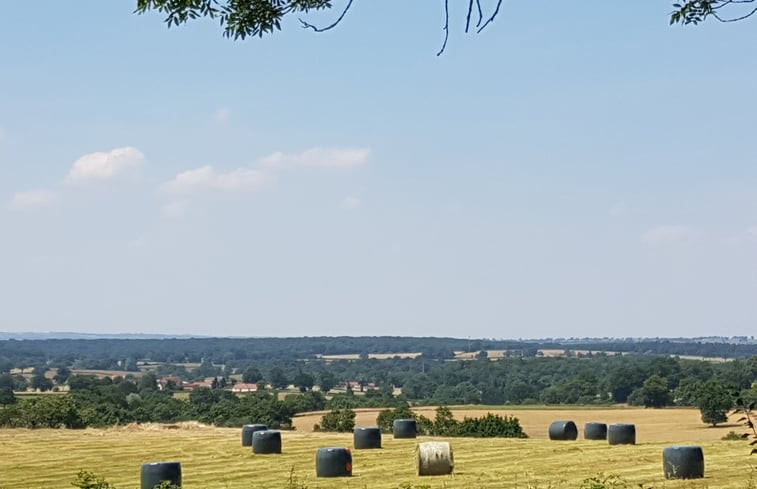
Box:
139;372;158;392
293;372;314;392
0;387;15;405
697;380;733;426
268;367;289;389
674;377;703;406
134;0;509;55
629;375;672;408
670;1;757;25
314;408;356;432
318;370;336;393
242;366;263;384
54;367;71;385
31;374;54;392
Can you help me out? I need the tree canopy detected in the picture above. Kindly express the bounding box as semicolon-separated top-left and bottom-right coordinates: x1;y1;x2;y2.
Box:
135;1;755;55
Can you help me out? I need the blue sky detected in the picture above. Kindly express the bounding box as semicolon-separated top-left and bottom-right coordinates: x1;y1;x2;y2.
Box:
1;1;756;338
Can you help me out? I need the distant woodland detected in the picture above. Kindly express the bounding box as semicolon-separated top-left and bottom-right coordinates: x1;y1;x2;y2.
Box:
0;337;754;429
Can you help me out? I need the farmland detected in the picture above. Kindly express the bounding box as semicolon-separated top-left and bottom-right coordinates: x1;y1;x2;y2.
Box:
0;408;753;489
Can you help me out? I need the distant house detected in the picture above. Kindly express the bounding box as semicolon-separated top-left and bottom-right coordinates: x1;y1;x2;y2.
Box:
231;383;258;393
182;381;212;391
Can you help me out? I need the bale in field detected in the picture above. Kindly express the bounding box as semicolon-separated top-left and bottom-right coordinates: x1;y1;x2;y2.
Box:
252;430;282;454
548;420;578;441
393;418;417;439
584;422;607;440
417;441;454;476
354;426;382;449
608;423;636;445
315;447;352;477
241;424;268;447
663;445;704;479
140;461;181;489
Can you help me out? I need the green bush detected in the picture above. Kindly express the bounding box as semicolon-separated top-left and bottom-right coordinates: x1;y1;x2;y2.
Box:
313;408;355;432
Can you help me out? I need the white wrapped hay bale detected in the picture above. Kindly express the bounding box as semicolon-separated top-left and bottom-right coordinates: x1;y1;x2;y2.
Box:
417;441;454;476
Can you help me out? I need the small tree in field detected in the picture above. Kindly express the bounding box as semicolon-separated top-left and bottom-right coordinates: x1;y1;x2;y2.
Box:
697;380;733;426
314;408;355;432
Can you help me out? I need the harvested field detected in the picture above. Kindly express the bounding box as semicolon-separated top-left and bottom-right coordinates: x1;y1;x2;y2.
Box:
294;406;743;443
0;422;752;489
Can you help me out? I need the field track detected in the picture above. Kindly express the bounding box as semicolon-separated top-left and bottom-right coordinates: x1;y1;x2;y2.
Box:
0;408;753;489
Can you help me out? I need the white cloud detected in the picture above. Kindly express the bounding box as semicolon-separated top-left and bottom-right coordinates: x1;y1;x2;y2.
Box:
641;225;695;245
342;196;361;210
260;147;370;169
213;107;231;123
161;200;189;218
9;189;56;210
65;146;144;184
162;166;267;195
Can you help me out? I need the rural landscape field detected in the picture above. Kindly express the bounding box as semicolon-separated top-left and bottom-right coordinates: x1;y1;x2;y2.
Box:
0;407;754;489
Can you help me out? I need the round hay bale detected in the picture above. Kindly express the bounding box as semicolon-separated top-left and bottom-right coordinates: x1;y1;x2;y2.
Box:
353;426;382;449
393;418;417;439
140;461;181;489
548;420;578;441
315;447;352;477
417;441;454;476
663;445;704;480
252;430;282;454
241;424;268;447
608;423;636;445
584;422;608;440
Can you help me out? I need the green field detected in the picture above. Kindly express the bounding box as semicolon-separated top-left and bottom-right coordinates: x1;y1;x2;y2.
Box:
0;425;753;489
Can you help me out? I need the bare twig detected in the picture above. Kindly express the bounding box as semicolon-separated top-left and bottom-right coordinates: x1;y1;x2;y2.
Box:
465;0;474;33
712;5;757;21
299;0;355;32
437;0;450;56
477;0;504;33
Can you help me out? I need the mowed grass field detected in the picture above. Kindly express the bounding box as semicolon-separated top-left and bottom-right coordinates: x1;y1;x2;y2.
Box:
0;408;754;489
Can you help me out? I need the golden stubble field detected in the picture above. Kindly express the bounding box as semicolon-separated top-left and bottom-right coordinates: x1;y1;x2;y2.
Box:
0;408;754;489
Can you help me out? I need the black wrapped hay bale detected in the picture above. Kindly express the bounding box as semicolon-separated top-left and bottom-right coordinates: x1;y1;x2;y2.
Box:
548;420;578;441
354;426;382;449
608;423;636;445
417;441;454;476
241;424;268;447
315;447;352;477
141;461;181;489
584;422;608;440
393;418;417;439
663;445;704;480
252;429;282;454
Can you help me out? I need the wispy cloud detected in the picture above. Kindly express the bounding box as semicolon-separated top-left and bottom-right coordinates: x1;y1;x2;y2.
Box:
65;146;144;184
342;196;361;210
9;189;56;210
260;147;370;169
162;166;267;196
641;225;695;245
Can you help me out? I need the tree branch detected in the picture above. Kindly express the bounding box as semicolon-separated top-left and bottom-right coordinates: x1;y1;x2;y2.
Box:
299;0;355;32
713;5;757;20
477;0;504;33
437;0;450;56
